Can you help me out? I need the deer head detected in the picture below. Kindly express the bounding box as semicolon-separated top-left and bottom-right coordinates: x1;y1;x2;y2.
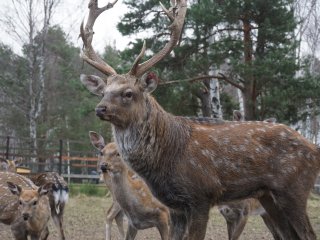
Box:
80;0;187;129
89;131;126;175
7;181;52;221
0;158;22;173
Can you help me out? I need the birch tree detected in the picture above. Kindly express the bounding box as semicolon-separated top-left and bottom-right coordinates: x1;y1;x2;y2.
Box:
1;0;60;166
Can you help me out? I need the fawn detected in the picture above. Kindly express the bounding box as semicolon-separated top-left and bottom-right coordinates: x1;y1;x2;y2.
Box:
0;171;52;240
89;131;170;240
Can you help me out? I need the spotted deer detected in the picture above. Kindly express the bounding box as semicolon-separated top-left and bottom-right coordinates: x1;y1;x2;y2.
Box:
0;157;68;240
79;0;320;239
30;172;69;240
89;131;170;240
217;112;282;240
0;172;52;240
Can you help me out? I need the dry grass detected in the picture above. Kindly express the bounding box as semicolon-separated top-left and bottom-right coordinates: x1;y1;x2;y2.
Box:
1;194;320;240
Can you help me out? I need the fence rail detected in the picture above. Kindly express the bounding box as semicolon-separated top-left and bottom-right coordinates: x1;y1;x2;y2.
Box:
0;135;100;183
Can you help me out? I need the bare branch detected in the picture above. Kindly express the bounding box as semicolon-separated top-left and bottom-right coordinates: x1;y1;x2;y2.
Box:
159;73;245;91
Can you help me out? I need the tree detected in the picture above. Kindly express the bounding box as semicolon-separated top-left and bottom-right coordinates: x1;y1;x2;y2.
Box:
117;0;298;121
0;0;60;165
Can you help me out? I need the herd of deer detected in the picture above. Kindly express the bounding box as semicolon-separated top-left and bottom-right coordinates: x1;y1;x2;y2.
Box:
1;0;320;239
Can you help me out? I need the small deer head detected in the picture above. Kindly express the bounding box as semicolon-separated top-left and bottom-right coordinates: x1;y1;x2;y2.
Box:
0;158;22;173
80;0;186;129
89;131;125;175
7;182;52;221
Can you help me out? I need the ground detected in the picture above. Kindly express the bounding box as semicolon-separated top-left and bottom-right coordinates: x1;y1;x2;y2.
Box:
1;194;320;240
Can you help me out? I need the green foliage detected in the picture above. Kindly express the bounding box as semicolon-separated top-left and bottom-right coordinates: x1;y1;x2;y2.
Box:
69;183;108;197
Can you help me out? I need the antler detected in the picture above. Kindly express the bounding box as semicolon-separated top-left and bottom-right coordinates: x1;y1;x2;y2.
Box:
80;0;118;76
128;0;187;77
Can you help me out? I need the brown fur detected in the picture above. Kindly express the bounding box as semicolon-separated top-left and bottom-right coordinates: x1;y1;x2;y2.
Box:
30;172;68;240
216;112;282;240
90;132;170;240
0;158;68;240
0;172;51;240
81;72;320;240
218;199;281;240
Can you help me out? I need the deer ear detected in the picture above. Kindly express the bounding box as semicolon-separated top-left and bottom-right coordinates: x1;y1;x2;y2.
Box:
7;182;22;196
139;72;158;93
38;183;52;196
89;131;106;151
80;74;106;96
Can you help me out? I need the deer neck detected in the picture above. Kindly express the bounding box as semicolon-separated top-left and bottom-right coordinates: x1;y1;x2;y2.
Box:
112;96;190;179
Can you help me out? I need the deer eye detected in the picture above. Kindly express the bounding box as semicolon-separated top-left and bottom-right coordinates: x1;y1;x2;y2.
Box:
123;90;133;99
33;201;37;206
116;153;120;157
19;200;22;205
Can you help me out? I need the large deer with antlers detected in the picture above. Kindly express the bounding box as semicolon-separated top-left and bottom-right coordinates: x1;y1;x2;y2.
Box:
80;0;320;239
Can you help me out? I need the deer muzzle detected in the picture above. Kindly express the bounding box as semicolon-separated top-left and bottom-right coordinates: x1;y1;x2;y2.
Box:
95;106;107;118
22;213;30;221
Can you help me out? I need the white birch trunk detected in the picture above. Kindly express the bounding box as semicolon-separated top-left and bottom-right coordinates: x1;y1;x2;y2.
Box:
209;68;222;118
237;88;245;119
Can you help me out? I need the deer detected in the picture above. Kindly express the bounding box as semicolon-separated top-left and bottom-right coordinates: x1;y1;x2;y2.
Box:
0;171;52;240
30;172;69;240
0;158;68;240
217;111;282;240
0;157;22;172
79;0;320;239
89;131;170;240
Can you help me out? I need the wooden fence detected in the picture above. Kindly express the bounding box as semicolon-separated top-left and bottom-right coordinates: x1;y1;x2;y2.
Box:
0;135;100;183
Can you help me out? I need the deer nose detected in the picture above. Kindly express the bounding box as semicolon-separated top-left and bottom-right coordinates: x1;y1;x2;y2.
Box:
100;164;107;173
22;213;30;221
95;106;107;117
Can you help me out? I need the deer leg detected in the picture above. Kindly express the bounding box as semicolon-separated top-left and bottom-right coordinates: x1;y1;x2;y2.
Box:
227;215;248;240
114;209;125;239
52;204;66;240
106;202;122;240
258;192;298;239
187;206;210;240
156;212;170;240
125;224;137;240
273;191;316;240
169;210;189;240
260;213;283;240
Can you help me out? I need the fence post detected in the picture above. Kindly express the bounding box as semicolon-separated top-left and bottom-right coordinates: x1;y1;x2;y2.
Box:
5;136;10;160
59;139;63;175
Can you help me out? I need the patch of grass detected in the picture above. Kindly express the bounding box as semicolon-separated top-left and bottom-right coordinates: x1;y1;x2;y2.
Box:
69;183;108;197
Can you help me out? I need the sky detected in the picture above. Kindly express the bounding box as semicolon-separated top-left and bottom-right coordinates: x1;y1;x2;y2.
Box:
0;0;131;55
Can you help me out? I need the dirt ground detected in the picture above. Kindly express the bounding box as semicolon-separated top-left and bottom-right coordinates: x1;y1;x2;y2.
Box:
1;194;320;240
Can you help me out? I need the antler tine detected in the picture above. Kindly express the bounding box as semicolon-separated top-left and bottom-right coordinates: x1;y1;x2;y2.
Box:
128;0;187;77
80;0;118;76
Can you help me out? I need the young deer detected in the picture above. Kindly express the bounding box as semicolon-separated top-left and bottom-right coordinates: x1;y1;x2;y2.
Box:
80;0;320;239
0;157;68;240
90;132;126;240
0;158;22;172
30;172;69;240
89;131;170;240
0;172;52;240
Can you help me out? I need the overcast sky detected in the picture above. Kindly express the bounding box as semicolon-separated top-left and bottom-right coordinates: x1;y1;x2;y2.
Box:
0;0;132;55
